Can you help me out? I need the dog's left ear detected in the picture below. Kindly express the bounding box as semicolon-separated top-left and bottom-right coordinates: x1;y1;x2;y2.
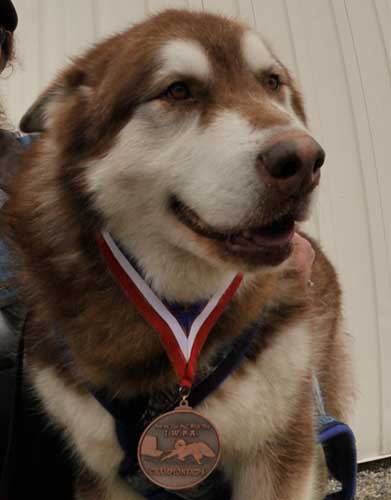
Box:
20;83;63;133
20;67;88;133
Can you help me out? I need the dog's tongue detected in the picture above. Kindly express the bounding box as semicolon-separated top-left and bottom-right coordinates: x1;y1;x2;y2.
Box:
231;216;295;248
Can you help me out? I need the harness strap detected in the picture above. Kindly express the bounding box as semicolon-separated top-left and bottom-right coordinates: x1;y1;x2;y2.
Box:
314;378;357;500
15;132;40;148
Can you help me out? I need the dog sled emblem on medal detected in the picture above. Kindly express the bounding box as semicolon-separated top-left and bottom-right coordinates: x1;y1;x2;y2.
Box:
138;408;220;490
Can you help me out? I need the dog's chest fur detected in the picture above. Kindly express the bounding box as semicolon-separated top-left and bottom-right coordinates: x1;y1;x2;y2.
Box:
32;318;312;497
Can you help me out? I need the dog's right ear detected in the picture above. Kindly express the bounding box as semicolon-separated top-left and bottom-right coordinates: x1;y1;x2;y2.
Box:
19;67;87;133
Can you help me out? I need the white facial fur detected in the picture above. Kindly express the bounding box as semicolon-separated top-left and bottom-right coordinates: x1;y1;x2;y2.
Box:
241;31;275;74
86;107;298;301
84;38;305;302
158;39;211;81
241;31;307;130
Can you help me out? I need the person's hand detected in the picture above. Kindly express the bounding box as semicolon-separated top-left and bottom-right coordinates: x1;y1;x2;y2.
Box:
290;233;315;287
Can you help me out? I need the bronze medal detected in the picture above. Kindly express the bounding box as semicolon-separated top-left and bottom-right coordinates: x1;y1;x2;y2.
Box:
98;234;241;491
138;404;221;491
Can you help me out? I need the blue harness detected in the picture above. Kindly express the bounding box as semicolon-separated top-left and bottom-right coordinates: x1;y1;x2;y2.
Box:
0;133;357;500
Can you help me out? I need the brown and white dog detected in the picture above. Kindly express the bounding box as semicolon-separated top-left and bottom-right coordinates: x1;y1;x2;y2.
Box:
5;9;353;500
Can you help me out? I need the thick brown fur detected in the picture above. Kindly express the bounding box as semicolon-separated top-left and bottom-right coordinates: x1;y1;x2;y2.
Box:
3;9;352;500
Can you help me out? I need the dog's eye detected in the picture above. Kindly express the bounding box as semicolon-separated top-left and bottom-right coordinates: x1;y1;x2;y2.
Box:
266;74;281;91
166;82;192;100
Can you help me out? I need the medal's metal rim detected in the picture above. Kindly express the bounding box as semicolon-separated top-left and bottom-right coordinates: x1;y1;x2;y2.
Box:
137;408;221;491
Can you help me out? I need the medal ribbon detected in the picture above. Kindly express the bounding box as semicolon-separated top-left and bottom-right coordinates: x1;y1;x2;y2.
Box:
97;231;243;388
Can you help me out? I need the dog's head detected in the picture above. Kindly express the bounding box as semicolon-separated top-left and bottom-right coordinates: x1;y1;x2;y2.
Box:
21;10;324;294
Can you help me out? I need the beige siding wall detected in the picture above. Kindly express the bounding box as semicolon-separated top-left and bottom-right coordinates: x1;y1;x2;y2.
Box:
2;0;390;462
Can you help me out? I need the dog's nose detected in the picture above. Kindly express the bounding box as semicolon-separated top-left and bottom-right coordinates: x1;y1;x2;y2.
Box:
256;133;325;196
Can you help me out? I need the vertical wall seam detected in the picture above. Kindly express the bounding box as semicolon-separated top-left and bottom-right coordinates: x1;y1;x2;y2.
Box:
283;0;322;239
370;0;391;457
372;0;391;306
282;0;300;78
250;0;258;30
37;0;43;90
91;0;98;40
238;0;256;26
283;0;321;241
373;1;391;79
340;0;385;455
284;0;329;245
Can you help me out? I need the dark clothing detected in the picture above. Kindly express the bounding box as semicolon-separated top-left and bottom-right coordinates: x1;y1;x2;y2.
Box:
0;127;75;499
0;349;75;499
0;0;17;32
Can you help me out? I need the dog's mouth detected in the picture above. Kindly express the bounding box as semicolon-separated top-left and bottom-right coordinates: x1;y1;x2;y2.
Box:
169;195;297;256
226;214;295;251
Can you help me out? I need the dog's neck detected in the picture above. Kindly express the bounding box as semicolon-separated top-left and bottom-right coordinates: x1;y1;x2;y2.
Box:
107;226;247;304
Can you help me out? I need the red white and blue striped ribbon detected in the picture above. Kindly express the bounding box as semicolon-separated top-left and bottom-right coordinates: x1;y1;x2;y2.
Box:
97;231;243;388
